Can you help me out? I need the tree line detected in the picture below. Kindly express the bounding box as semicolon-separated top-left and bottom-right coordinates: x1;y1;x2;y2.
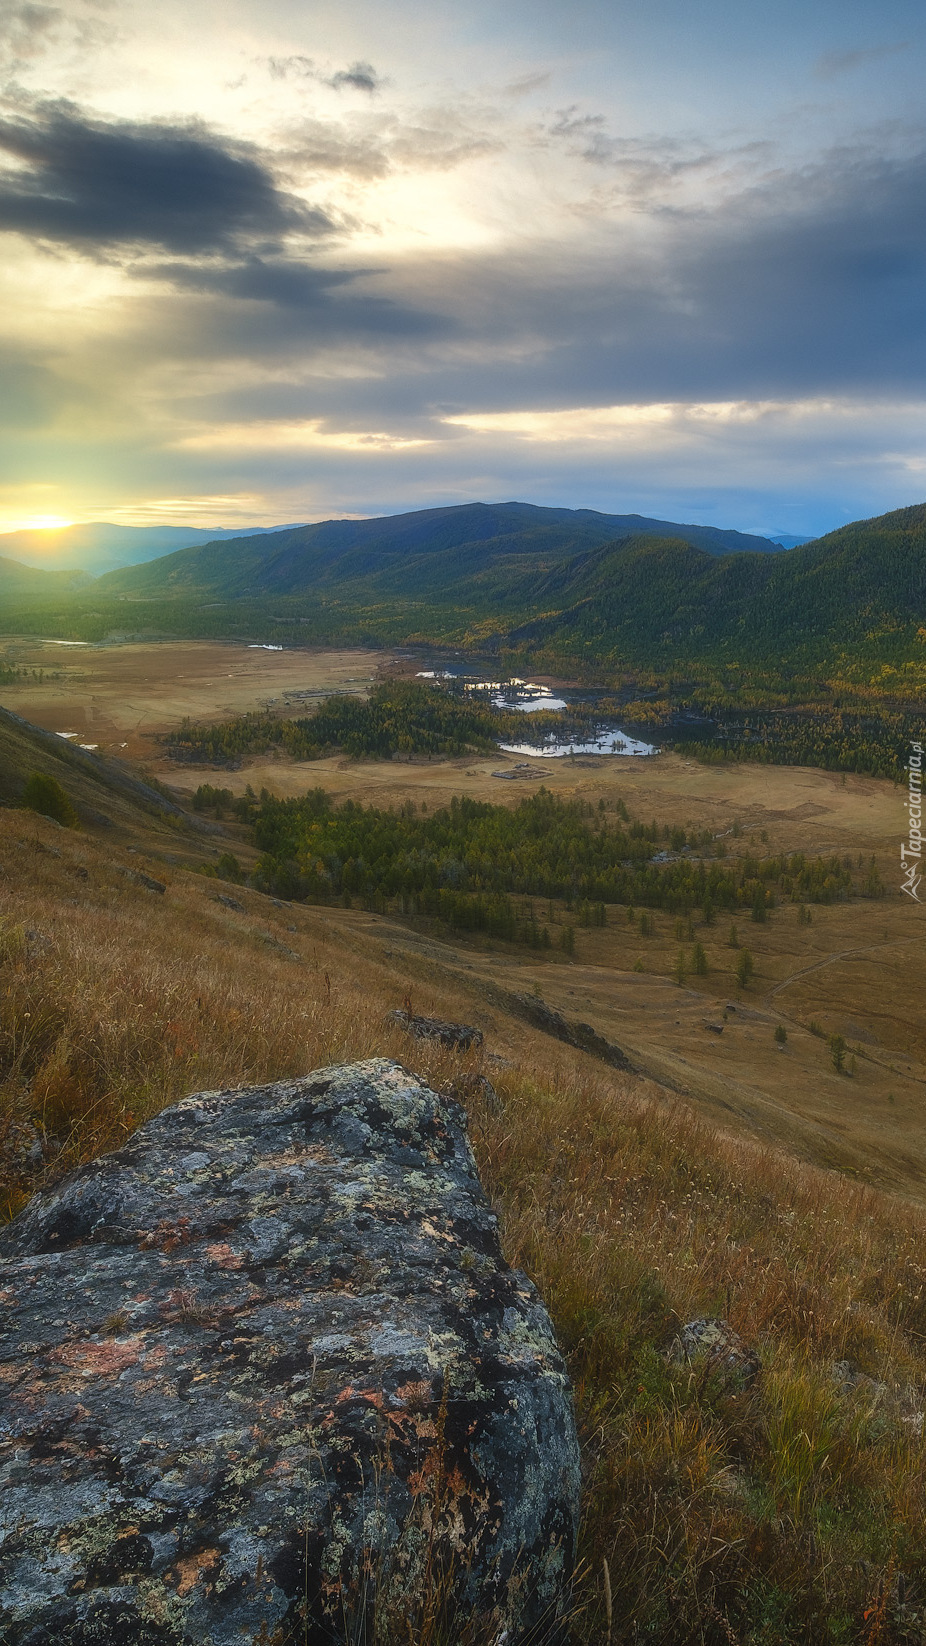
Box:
674;708;923;781
166;680;532;765
228;787;873;929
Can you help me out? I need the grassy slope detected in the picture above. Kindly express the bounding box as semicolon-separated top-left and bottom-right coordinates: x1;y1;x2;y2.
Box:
0;704;208;846
4;733;926;1641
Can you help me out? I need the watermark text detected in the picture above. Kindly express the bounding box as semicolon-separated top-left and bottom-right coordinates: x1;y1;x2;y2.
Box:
902;740;922;901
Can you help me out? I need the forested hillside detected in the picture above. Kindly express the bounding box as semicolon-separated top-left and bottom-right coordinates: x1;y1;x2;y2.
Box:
5;500;926;708
95;501;782;600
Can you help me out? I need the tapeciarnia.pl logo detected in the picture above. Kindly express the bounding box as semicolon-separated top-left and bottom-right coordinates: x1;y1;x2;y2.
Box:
902;741;923;901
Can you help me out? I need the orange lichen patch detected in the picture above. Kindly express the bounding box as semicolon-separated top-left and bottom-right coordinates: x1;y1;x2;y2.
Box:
204;1242;244;1269
141;1217;194;1252
51;1338;145;1376
168;1546;222;1597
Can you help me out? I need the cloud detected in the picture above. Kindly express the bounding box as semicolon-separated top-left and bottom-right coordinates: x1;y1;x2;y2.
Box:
541;111;775;210
327;61;381;94
503;72;552;99
0;341;57;427
286;118;392;180
0;98;334;253
268;54;316;81
815;42;910;78
285;105;501;181
0;2;61;66
265;54;383;93
146;257;365;306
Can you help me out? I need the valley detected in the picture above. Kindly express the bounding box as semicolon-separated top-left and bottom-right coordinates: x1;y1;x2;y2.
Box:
1;635;920;1201
2;631;926;1642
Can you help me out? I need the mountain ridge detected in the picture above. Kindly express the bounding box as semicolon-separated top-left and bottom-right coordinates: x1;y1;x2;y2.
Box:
95;502;786;599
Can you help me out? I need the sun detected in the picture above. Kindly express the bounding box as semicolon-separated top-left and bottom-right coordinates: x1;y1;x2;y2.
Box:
21;515;75;531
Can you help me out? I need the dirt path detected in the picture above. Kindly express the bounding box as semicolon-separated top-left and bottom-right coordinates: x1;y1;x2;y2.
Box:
767;935;922;1005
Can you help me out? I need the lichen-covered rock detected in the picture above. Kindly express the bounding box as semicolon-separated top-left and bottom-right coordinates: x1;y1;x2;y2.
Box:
669;1318;760;1389
0;1059;579;1645
386;1010;484;1051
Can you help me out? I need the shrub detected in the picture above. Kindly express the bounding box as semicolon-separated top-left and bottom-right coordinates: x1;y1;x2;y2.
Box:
21;772;78;828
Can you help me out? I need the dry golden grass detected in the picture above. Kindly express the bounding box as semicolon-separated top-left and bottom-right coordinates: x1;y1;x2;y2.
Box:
5;805;926;1643
0;638;380;760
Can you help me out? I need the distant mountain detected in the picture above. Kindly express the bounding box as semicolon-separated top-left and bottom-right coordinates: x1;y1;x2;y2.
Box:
94;498;926;676
506;502;926;664
97;502;784;600
0;555;92;595
0;522;307;576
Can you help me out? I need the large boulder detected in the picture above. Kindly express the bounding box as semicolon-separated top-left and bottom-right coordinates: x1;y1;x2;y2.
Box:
0;1059;580;1645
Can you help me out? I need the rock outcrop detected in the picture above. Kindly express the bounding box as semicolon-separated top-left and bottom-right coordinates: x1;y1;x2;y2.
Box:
386;1010;484;1051
0;1059;579;1645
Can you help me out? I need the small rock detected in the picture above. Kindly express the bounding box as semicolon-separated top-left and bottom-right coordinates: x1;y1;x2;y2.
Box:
212;892;245;912
259;932;300;960
3;1119;44;1169
116;865;166;894
703;1022;724;1035
387;1009;484;1051
670;1318;760;1388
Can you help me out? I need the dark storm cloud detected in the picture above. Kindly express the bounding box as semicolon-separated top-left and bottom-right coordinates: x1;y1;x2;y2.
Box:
148;258;363;305
0;99;333;252
158;262;453;345
113;133;926;431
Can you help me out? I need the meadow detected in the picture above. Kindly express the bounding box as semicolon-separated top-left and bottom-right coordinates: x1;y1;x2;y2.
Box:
2;640;926;1642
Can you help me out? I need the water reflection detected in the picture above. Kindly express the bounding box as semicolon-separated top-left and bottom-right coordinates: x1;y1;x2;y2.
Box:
414;667;657;757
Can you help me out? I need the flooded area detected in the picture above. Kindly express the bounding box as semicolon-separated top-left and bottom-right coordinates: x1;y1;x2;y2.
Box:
498;727;655;758
415;660;658;758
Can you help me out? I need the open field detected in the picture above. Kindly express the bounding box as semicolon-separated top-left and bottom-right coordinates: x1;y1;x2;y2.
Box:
0;638;380;759
159;743;905;861
359;905;926;1198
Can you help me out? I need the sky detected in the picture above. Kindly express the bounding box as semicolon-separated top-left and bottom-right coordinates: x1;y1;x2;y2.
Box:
1;0;926;543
